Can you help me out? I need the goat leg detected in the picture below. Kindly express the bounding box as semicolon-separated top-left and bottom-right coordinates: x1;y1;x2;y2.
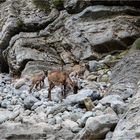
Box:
60;84;64;102
48;83;54;101
29;83;35;93
41;80;44;88
63;84;66;99
35;81;40;90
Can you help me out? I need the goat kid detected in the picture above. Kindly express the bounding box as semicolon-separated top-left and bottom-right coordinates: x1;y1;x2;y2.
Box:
48;70;78;101
70;63;89;78
29;70;47;93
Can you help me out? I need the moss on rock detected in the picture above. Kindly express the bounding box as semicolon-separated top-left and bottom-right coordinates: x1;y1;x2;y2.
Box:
52;0;64;10
32;0;50;12
16;19;24;29
134;38;140;49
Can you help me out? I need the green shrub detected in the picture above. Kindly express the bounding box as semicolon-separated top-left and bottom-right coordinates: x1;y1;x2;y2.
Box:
32;0;50;12
134;38;140;49
52;0;64;10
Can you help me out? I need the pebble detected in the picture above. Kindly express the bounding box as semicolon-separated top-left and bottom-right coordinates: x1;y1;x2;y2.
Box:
48;118;56;125
55;115;63;124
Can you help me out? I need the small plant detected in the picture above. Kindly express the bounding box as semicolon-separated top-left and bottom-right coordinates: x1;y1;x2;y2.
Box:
32;0;50;12
134;38;140;49
52;0;64;10
16;19;24;29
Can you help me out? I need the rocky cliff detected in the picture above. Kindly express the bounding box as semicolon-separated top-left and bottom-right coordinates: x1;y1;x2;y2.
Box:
0;0;140;140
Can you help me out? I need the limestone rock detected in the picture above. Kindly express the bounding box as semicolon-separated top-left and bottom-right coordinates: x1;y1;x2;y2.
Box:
74;114;118;140
111;88;140;140
0;122;55;140
64;89;101;105
62;119;78;130
1;2;140;75
23;95;39;110
108;49;140;99
64;0;140;14
14;78;27;89
100;95;126;114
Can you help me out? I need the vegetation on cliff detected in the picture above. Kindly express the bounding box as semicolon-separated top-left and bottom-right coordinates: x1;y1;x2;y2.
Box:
32;0;50;12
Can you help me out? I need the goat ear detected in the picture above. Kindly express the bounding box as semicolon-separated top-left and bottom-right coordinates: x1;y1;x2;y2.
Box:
48;70;51;74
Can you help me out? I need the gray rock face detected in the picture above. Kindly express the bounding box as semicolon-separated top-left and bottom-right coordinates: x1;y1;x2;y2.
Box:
108;49;140;99
111;88;140;140
63;6;140;57
0;0;57;49
64;0;140;14
64;0;90;14
0;0;140;75
6;34;62;75
102;47;140;139
0;0;59;74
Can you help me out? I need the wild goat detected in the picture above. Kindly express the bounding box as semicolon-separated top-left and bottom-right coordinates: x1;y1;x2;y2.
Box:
48;70;78;101
29;70;47;93
70;63;89;78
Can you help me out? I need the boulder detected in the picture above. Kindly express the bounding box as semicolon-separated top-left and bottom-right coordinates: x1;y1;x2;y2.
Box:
1;99;11;108
23;95;39;110
74;114;118;140
100;95;126;114
14;78;27;89
88;60;100;72
64;89;101;105
46;104;67;116
77;111;93;127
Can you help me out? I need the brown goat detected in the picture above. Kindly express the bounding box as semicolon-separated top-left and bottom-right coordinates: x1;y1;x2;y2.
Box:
70;63;88;78
29;71;47;93
48;70;78;101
